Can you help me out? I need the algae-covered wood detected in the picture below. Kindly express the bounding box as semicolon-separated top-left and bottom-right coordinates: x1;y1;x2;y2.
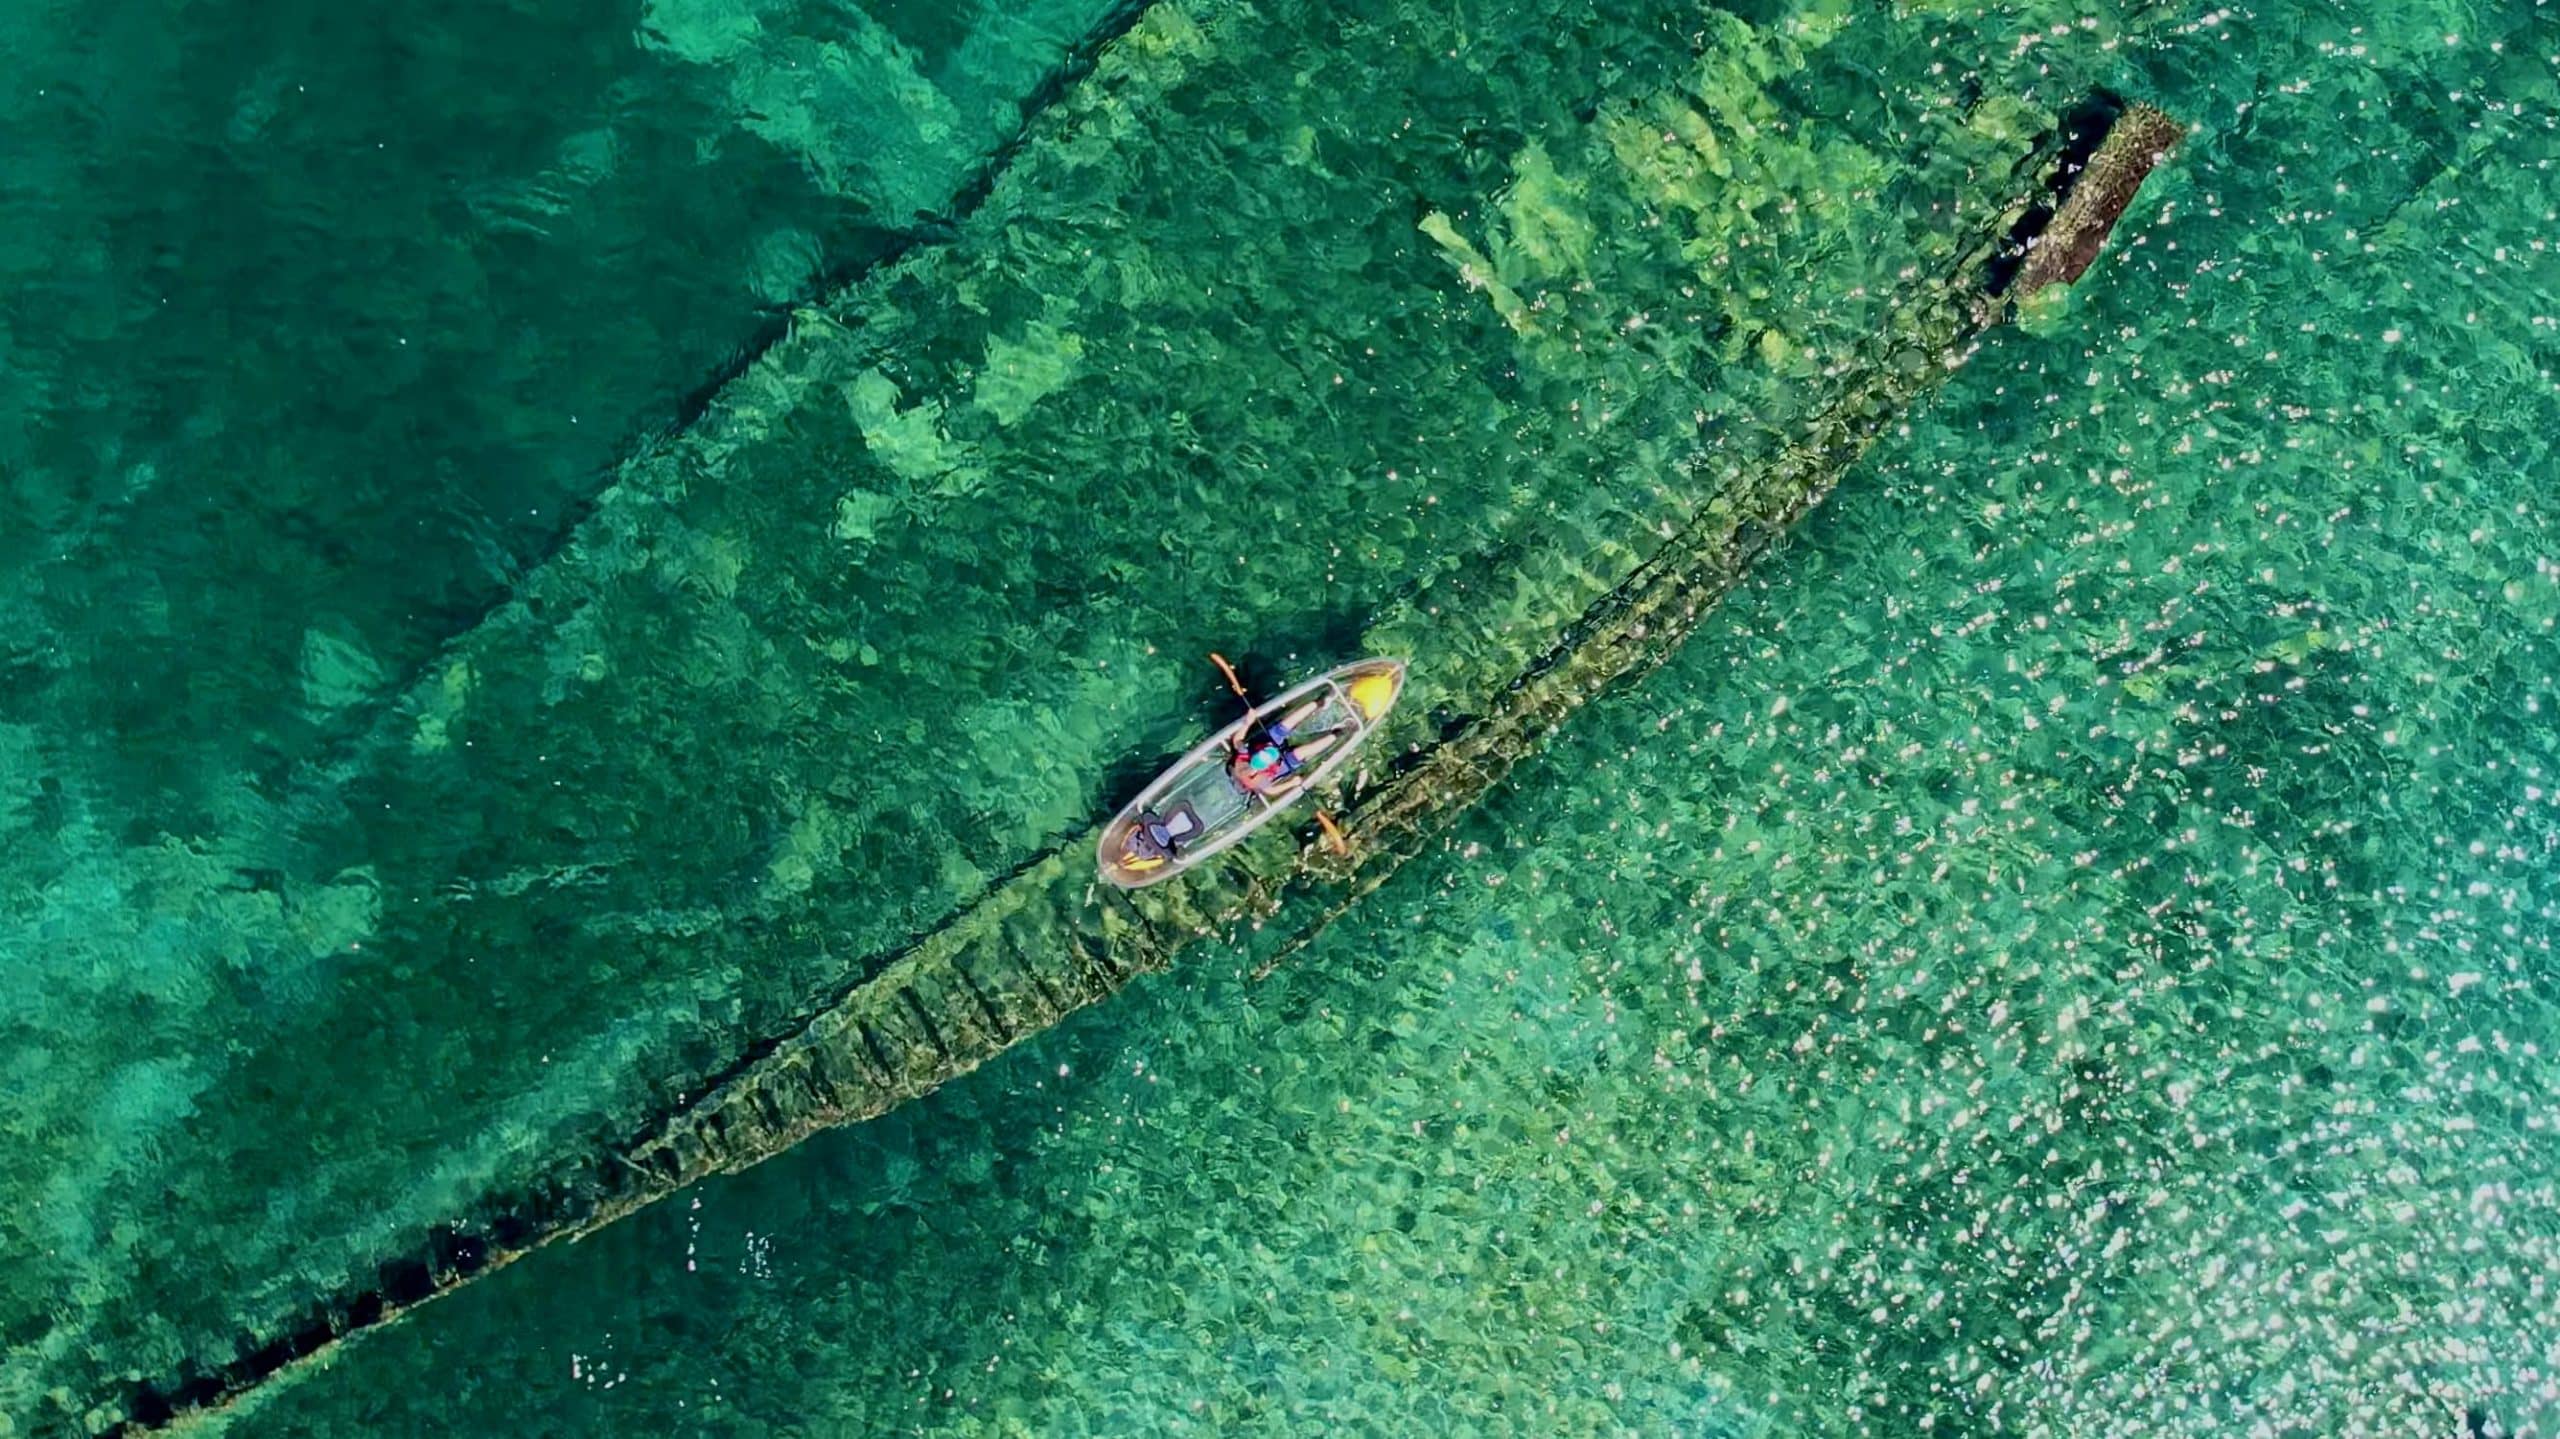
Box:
94;2;2193;1429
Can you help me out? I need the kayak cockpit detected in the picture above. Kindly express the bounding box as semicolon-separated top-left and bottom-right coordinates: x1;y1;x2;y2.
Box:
1098;658;1405;889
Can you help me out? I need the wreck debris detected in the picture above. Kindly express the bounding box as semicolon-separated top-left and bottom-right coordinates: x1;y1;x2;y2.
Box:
103;75;2182;1439
2014;102;2186;300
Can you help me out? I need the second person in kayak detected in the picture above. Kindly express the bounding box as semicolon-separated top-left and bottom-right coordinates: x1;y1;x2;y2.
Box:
1231;702;1348;798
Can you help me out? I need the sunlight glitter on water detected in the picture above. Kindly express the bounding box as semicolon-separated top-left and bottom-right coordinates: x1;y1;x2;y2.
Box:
75;0;2558;1435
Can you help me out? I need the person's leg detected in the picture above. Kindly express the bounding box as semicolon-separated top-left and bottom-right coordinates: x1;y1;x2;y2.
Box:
1289;725;1349;765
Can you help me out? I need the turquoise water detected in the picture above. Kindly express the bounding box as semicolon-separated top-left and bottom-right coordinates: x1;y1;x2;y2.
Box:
9;0;2560;1432
1;0;1116;805
2;0;1134;1422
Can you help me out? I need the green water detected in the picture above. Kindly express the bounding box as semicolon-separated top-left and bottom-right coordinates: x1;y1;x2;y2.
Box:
10;0;2560;1432
2;0;1138;1421
0;0;1121;808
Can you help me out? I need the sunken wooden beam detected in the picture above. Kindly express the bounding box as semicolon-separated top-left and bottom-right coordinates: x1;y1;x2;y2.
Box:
2014;103;2188;300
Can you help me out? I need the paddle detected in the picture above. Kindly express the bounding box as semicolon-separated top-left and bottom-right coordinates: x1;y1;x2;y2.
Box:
1208;651;1258;747
1209;652;1351;857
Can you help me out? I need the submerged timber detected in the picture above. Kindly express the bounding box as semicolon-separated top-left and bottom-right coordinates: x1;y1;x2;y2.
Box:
108;72;2182;1439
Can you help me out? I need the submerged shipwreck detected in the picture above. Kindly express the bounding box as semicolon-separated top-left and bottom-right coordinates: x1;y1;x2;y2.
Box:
101;13;2181;1434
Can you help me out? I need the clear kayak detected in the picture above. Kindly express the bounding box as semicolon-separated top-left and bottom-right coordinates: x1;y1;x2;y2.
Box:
1098;658;1407;889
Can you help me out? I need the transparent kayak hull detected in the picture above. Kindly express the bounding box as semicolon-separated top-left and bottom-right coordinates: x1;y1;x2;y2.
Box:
1098;658;1406;889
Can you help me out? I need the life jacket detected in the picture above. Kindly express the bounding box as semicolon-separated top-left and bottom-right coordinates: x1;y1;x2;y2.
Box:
1235;720;1302;790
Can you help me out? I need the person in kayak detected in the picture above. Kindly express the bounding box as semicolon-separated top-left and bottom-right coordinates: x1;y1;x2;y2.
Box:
1117;801;1205;876
1230;701;1347;797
